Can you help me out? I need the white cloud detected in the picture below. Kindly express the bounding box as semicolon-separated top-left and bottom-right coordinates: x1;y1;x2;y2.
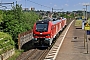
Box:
79;3;82;5
75;2;90;6
54;5;57;7
74;3;83;6
65;4;69;6
82;3;90;6
50;3;52;4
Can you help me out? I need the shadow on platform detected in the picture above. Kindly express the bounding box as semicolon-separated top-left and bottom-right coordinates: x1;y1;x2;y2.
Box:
76;28;82;29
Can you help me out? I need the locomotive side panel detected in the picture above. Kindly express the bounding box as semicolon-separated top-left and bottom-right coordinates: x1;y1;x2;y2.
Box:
63;18;67;27
61;18;67;30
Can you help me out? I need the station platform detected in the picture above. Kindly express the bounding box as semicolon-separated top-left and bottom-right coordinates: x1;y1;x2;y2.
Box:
56;20;90;60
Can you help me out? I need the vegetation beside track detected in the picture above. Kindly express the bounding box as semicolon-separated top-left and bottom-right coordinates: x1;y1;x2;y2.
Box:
0;32;15;55
7;49;24;60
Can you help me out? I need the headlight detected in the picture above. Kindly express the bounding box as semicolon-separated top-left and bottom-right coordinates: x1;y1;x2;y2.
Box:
47;34;50;36
45;38;50;40
34;38;37;40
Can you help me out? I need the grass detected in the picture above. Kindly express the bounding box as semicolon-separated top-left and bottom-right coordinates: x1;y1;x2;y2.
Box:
7;49;24;60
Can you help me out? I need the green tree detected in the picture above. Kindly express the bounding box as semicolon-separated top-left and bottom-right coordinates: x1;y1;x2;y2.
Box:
0;10;3;23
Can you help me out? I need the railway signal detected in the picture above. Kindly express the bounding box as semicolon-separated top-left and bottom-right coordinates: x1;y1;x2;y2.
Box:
84;23;90;30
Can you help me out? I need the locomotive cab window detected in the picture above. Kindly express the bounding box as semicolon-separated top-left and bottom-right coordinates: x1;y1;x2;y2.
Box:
36;23;48;32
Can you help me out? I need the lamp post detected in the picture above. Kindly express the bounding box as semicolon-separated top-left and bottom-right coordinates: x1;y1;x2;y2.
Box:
83;8;85;19
83;3;90;20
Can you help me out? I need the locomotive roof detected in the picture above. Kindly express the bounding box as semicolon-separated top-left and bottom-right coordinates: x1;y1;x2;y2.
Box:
52;19;61;25
36;17;53;24
36;18;62;24
36;19;50;24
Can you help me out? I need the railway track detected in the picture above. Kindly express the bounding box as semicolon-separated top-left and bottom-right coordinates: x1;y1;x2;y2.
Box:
17;38;55;60
17;48;51;60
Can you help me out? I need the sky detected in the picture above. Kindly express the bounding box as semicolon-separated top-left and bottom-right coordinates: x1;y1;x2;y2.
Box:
0;0;90;12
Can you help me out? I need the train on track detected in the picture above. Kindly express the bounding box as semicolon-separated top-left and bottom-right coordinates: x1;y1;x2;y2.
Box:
32;17;67;47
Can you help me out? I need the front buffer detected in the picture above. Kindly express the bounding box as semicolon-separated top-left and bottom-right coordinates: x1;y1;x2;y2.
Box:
33;38;52;47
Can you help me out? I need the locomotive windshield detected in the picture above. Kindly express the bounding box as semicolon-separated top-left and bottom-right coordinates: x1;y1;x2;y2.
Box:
36;23;48;32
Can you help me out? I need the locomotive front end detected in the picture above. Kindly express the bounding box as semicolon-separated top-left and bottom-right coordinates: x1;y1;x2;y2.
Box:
33;20;52;47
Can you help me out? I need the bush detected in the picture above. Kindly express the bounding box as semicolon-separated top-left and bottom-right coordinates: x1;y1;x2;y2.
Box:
0;32;15;54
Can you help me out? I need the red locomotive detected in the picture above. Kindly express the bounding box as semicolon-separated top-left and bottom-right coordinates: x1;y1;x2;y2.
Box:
32;17;67;47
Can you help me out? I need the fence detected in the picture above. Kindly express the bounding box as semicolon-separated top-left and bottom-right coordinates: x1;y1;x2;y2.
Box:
18;30;33;50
